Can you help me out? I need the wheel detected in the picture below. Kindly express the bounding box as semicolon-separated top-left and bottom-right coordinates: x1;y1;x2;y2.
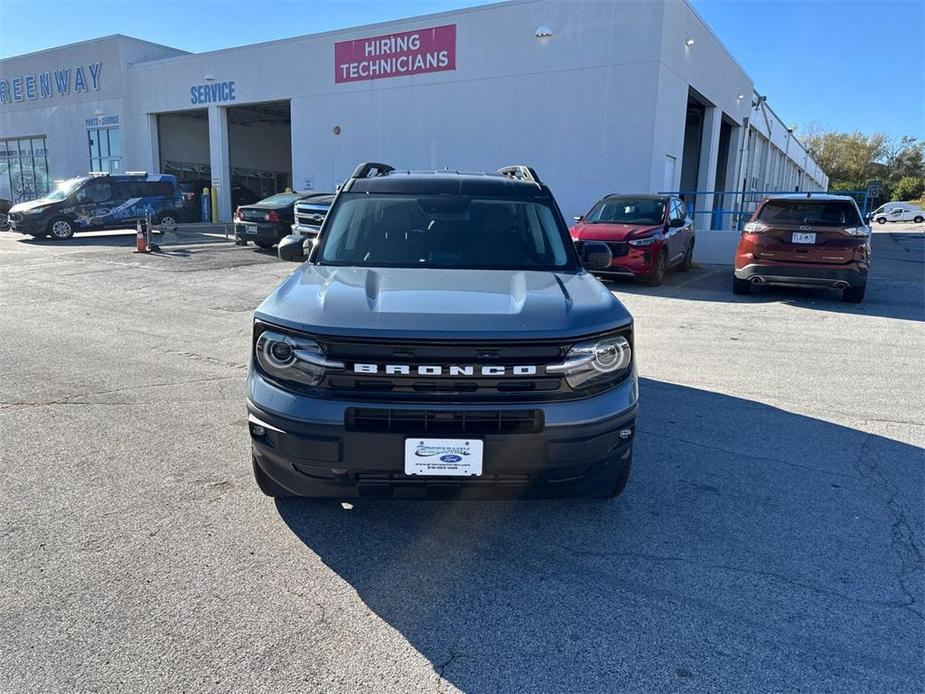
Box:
255;239;275;250
642;249;666;286
732;275;752;294
914;216;923;224
677;239;694;272
155;213;178;232
843;282;866;303
252;457;293;498
876;217;887;224
609;457;632;498
47;217;75;240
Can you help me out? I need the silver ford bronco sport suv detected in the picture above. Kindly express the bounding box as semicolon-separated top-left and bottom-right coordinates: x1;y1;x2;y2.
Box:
247;163;638;499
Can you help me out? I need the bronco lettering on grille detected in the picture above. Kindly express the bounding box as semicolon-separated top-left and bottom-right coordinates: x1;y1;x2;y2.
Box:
353;363;538;377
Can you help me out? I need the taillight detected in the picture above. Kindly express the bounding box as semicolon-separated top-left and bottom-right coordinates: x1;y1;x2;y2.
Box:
743;221;768;233
265;210;280;223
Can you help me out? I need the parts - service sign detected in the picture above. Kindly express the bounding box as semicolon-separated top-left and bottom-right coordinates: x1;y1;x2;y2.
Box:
334;24;456;84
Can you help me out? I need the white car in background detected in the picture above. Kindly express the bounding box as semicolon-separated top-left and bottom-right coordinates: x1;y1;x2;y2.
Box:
870;202;924;224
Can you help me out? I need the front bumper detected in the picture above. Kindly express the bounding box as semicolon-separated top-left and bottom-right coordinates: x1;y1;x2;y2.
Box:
594;245;660;278
735;262;867;289
247;369;639;499
9;216;43;234
291;223;321;237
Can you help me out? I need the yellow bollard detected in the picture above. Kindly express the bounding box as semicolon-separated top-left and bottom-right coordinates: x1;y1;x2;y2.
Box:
211;185;219;224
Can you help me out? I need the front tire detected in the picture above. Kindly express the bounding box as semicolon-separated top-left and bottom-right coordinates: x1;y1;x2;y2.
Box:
48;217;75;240
843;282;866;303
155;213;178;233
608;457;632;498
642;249;666;286
732;275;752;294
252;457;293;498
876;217;887;224
914;216;923;224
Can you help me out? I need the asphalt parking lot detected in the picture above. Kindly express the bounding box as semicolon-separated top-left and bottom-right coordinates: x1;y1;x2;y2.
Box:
1;226;922;693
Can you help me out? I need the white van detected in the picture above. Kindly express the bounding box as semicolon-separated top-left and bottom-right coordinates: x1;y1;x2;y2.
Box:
870;202;924;224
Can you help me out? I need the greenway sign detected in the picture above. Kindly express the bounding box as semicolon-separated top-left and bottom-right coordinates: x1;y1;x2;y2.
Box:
0;63;102;105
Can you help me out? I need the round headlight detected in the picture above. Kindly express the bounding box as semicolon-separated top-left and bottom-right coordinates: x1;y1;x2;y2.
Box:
269;341;293;364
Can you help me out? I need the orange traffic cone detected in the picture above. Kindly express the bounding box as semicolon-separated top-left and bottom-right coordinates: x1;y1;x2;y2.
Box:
134;219;147;253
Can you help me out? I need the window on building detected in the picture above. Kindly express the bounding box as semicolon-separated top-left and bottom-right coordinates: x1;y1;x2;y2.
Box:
88;127;121;173
0;136;50;203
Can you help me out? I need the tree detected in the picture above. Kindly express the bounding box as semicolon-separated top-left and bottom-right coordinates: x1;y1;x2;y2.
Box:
892;176;925;201
801;125;924;203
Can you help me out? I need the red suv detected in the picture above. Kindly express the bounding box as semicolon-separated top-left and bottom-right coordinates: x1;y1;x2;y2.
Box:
733;194;870;303
570;194;694;286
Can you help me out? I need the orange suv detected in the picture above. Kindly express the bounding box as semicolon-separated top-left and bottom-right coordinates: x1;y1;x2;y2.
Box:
733;194;870;303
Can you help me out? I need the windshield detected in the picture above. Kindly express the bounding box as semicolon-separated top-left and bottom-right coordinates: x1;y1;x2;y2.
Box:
758;200;863;227
584;197;667;225
317;193;575;270
257;193;302;206
43;178;86;202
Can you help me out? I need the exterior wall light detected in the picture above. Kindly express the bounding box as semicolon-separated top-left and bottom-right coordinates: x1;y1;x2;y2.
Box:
203;73;216;82
737;94;745;100
535;26;553;38
685;38;695;47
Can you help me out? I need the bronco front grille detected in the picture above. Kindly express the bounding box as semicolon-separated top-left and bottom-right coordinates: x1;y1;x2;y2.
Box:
345;408;544;434
318;337;571;401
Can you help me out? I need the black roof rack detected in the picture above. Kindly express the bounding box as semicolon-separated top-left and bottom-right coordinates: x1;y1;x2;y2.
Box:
498;165;542;184
351;162;395;179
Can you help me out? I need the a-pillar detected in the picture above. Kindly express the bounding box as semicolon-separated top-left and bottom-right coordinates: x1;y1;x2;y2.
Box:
208;104;232;222
694;105;722;231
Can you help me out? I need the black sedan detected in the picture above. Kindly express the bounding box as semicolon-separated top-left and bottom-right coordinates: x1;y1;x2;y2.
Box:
234;192;310;249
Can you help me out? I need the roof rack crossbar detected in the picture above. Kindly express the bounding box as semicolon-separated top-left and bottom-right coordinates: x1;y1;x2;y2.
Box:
497;165;542;184
351;162;395;179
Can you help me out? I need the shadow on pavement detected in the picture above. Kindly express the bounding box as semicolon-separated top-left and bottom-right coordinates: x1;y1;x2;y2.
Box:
275;378;923;692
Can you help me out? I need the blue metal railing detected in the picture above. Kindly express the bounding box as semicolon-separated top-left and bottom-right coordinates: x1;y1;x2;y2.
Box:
658;189;871;231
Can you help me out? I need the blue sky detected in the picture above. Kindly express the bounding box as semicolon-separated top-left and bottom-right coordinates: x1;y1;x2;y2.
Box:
1;0;922;138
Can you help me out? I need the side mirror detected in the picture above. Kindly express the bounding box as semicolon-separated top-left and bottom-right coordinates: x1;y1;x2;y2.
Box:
579;240;612;271
573;215;583;222
669;217;685;228
278;234;313;262
864;213;872;223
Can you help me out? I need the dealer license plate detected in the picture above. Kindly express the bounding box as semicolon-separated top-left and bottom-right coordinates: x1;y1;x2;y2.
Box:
244;223;258;236
792;232;816;244
404;438;484;477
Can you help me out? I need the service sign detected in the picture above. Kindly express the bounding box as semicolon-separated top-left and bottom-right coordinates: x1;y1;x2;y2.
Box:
335;24;456;84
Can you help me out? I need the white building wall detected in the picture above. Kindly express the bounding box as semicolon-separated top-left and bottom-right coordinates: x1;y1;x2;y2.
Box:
2;0;827;221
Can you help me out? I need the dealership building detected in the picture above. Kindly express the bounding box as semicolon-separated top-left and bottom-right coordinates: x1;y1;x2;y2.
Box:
0;0;827;229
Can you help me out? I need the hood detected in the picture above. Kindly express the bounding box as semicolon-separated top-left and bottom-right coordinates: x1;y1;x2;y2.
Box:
255;265;632;340
570;221;662;242
10;198;56;213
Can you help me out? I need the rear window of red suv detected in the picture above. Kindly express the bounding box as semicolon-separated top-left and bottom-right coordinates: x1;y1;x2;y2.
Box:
757;200;862;227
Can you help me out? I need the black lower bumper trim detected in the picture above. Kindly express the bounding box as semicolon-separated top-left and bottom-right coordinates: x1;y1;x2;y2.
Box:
736;263;867;288
249;402;636;499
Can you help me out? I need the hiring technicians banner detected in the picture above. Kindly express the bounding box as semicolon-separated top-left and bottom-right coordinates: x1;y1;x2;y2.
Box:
334;24;456;84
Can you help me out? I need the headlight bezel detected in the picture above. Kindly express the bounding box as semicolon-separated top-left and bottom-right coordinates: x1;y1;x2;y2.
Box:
550;328;634;392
